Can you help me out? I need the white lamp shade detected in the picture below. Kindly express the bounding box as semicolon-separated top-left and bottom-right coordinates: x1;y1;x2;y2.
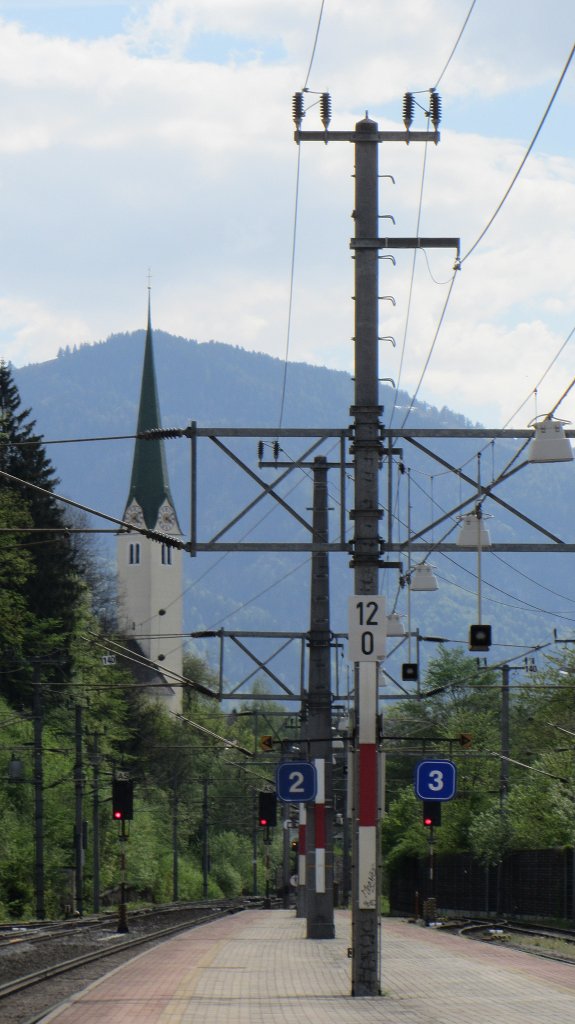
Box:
528;420;573;463
410;564;438;592
456;513;491;548
386;612;405;636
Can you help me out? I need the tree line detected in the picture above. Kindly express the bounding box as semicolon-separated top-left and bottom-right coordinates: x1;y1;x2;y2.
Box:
0;362;279;918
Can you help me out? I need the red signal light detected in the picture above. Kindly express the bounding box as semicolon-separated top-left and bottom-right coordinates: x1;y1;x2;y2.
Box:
112;779;133;821
422;800;441;827
257;792;277;828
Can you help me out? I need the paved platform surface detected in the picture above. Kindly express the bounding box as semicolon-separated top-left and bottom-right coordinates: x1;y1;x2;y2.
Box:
40;909;575;1023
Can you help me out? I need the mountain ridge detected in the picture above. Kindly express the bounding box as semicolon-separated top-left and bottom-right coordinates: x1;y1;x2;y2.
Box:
11;330;575;686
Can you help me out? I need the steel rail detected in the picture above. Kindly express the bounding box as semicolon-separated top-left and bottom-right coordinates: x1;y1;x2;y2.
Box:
0;901;247;1002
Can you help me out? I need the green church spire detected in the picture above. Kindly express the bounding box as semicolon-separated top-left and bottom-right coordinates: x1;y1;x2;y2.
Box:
124;293;179;532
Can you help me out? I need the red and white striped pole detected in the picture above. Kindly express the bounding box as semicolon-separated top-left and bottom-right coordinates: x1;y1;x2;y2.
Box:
313;758;326;893
296;804;306;917
357;662;378;909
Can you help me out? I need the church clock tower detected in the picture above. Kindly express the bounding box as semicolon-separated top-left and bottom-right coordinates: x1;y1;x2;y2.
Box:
117;294;183;714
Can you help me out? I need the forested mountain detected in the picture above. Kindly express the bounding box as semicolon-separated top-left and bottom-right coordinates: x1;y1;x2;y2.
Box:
3;334;575;919
12;330;575;686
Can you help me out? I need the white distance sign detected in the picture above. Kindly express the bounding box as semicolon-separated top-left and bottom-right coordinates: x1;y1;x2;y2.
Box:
348;595;386;662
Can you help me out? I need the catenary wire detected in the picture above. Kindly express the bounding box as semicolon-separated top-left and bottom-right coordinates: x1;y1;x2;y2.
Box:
393;456;575;614
437;554;575;624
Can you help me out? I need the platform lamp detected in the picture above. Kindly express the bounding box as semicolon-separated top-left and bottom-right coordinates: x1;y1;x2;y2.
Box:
527;415;573;463
386;611;405;637
410;563;439;592
456;507;492;651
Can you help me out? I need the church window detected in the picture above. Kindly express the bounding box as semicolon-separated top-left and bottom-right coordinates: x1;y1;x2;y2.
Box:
161;544;172;565
129;543;141;565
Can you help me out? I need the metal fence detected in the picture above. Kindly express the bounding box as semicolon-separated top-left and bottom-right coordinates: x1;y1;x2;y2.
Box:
388;848;575;922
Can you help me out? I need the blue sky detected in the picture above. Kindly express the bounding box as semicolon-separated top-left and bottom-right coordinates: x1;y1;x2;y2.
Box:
0;0;573;429
0;1;131;39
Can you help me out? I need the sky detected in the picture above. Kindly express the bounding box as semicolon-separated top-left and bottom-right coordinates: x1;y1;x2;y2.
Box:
0;0;574;428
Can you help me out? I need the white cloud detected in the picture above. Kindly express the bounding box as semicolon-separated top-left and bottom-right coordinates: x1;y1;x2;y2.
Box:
0;295;91;366
0;0;572;429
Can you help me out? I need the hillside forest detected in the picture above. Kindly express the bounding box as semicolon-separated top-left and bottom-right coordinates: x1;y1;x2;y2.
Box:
1;359;575;919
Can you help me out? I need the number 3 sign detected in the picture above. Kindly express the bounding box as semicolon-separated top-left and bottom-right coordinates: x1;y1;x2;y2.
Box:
415;759;457;801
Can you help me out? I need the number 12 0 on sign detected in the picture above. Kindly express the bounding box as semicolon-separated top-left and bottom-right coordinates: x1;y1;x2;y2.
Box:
348;595;386;662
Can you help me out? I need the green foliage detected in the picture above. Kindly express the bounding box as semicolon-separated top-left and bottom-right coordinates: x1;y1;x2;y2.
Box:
0;371;284;920
382;647;575;877
0;361;82;704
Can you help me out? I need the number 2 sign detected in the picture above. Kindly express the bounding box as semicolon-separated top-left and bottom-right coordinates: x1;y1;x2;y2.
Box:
276;761;317;803
348;595;386;662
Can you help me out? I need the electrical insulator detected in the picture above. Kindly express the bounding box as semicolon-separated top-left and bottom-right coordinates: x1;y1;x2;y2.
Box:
320;92;332;130
257;440;264;462
402;92;414;130
292;92;305;129
273;440;280;461
429;89;441;130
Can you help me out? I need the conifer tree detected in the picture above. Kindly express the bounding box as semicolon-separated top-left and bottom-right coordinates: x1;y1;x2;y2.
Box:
0;361;80;698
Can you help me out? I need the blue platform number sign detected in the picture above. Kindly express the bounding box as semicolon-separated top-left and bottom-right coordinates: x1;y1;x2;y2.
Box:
276;761;317;803
415;759;457;802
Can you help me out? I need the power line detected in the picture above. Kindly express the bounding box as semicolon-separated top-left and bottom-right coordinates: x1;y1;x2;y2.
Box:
398;270;459;428
389;125;431;428
460;41;575;265
302;0;326;91
278;146;302;429
433;0;478;89
1;432;136;446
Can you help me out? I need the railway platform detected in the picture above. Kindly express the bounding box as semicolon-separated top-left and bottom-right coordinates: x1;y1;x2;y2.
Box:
39;908;575;1023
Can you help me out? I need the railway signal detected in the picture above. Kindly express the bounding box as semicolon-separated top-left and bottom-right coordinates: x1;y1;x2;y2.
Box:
422;800;442;827
258;791;277;827
112;778;134;821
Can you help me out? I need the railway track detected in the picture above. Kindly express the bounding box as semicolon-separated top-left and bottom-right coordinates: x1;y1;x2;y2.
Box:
0;898;252;1024
459;919;575;964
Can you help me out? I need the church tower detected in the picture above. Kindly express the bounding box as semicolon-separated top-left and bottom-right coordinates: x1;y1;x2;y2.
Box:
117;294;183;714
